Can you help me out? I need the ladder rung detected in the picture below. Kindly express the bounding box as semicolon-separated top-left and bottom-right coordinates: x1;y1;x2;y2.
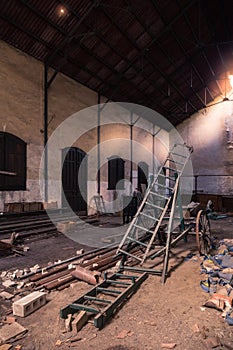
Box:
170;152;187;158
167;158;185;166
157;183;174;190
158;174;176;182
134;223;156;234
163;166;181;173
115;273;138;280
96;287;121;295
150;191;167;199
140;212;159;221
84;296;112;304
118;249;143;262
145;201;164;210
127;236;149;247
163;217;181;221
105;279;131;286
70;303;99;314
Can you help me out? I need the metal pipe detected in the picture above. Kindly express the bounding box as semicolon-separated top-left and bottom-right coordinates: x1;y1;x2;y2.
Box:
19;243;117;280
34;268;75;286
46;275;75;290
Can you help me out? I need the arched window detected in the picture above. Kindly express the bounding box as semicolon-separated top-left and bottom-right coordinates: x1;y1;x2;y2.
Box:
108;156;125;190
0;132;26;190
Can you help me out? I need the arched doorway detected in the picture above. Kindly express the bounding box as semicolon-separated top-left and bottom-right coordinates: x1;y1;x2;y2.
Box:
137;161;148;193
62;147;87;215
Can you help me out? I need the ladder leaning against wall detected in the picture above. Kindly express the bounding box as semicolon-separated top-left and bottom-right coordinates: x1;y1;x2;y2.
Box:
116;143;193;282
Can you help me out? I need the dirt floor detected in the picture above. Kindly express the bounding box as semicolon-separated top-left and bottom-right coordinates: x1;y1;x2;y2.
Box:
0;214;233;350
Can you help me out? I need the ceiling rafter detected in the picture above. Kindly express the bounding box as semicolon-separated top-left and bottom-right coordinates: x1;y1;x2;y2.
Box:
58;0;171;115
20;0;166;114
151;0;213;108
97;3;186;118
176;0;224;98
1;0;233;126
0;12;108;86
125;0;201;116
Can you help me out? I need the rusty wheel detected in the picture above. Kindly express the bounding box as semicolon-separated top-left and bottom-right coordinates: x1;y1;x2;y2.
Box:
196;210;211;255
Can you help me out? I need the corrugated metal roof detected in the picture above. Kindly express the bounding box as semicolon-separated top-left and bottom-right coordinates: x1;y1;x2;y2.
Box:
1;0;233;124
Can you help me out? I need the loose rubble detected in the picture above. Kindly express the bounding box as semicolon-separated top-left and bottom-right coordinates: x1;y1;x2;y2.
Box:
200;238;233;325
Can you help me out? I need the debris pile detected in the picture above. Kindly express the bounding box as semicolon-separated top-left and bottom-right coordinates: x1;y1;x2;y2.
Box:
0;243;144;347
0;232;24;257
200;238;233;325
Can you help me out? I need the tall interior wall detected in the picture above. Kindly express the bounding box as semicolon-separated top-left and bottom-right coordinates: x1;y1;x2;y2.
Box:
0;41;169;213
176;101;233;196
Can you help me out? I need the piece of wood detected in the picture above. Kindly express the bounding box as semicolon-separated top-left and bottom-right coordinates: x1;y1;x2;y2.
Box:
0;291;14;300
65;314;72;332
0;170;16;176
0;344;13;350
161;343;176;349
72;311;88;332
0;241;12;255
0;322;27;343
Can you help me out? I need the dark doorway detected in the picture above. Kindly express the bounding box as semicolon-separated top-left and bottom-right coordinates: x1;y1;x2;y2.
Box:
138;161;148;192
62;147;87;215
0;132;26;190
107;156;125;190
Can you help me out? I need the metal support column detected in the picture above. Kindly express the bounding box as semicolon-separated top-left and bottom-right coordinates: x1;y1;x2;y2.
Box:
152;132;155;178
152;126;161;179
44;63;48;202
97;92;101;194
130;112;133;193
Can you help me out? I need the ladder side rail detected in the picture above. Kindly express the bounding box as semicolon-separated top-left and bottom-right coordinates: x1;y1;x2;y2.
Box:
140;193;174;263
141;148;191;264
116;158;172;253
100;195;106;214
161;178;180;284
117;143;192;256
140;149;192;263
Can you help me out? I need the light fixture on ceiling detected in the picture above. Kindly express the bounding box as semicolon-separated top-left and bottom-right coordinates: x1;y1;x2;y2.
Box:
59;7;66;16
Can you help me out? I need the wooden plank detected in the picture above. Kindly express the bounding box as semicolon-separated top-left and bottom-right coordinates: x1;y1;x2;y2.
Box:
0;170;16;176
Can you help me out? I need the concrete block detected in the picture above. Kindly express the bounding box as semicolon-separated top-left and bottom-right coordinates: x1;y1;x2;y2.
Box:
13;291;46;317
56;221;76;233
43;201;58;210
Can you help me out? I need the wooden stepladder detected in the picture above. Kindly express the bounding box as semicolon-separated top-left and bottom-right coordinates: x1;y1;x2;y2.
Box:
116;143;193;282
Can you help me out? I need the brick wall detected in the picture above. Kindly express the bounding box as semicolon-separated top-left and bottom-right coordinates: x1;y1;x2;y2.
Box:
0;41;169;213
